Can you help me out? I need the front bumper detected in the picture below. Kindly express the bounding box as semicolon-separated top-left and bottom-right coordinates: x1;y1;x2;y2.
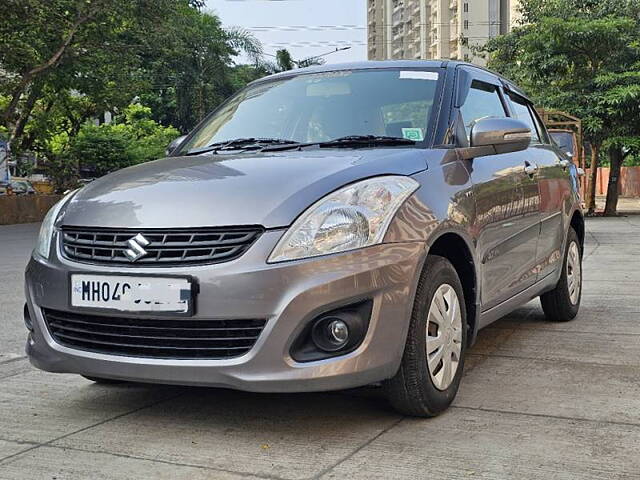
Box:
25;230;426;392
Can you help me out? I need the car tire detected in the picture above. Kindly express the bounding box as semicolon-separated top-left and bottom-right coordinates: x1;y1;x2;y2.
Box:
82;375;124;384
384;255;467;417
540;227;582;322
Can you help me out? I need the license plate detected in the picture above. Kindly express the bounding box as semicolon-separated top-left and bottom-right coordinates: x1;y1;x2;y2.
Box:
70;274;193;314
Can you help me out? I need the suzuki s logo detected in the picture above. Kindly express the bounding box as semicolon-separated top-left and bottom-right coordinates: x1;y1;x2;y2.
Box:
124;233;150;262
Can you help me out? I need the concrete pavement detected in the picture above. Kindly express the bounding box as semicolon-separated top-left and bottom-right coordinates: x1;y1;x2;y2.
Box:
1;218;639;479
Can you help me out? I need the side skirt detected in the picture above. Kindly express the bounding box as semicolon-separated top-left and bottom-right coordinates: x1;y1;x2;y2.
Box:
477;269;561;329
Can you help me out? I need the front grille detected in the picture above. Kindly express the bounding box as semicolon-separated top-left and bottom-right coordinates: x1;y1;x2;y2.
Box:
60;226;262;266
43;309;267;359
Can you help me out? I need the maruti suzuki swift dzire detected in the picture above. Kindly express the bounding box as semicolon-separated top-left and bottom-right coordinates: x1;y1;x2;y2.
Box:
25;61;583;416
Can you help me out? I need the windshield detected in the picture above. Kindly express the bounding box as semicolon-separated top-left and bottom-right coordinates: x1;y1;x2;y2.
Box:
179;68;442;153
550;131;575;156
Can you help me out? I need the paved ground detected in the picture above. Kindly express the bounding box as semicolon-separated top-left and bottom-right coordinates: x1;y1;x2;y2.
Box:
595;196;640;214
0;218;639;479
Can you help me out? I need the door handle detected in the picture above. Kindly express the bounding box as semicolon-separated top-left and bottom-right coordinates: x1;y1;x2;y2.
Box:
524;163;538;176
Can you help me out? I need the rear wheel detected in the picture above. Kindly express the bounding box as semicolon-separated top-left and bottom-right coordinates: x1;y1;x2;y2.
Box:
540;227;582;322
384;255;467;417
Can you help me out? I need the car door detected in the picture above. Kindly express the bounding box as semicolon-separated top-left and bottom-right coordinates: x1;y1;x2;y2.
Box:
457;70;540;310
506;91;571;279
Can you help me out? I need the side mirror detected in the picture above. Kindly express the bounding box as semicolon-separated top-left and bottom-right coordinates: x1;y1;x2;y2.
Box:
458;117;531;160
165;135;187;157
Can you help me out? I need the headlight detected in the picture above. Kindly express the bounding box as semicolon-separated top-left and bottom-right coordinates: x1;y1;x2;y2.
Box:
268;176;419;263
34;190;77;260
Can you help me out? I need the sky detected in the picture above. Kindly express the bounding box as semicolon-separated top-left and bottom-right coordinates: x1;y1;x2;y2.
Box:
205;0;368;65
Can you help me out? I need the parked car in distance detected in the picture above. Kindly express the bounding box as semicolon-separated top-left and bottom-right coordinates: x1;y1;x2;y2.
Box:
549;129;578;159
25;61;584;416
0;177;36;195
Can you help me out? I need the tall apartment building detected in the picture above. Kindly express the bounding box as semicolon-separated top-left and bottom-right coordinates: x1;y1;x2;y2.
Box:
367;0;521;65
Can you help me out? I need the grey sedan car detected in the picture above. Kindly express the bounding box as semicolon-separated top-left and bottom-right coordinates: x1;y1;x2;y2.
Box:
25;61;583;416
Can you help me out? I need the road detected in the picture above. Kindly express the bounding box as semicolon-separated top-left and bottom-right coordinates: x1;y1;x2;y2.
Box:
1;218;639;479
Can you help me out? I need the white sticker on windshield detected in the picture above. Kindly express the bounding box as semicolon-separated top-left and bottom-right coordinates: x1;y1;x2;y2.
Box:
399;71;439;81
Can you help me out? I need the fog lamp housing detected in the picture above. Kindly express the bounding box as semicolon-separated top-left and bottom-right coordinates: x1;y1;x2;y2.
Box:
290;300;373;362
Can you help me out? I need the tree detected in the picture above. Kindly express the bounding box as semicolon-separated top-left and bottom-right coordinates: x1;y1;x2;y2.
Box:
137;7;263;132
0;1;196;140
275;49;295;71
1;1;262;147
595;67;640;214
482;0;640;214
1;0;269;183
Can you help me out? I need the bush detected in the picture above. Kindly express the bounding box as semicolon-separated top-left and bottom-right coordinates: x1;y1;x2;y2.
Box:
71;125;133;177
66;104;180;179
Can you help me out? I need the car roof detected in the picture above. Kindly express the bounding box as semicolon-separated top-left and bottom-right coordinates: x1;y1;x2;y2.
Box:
259;60;447;83
251;59;531;101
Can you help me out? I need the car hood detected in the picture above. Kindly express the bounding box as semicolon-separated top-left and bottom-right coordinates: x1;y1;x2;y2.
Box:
60;148;429;229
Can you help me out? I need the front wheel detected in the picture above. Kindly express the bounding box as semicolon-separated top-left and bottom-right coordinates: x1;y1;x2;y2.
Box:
384;255;467;417
540;227;582;322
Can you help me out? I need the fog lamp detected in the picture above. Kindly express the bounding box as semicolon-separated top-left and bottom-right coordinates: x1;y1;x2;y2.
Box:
312;317;350;352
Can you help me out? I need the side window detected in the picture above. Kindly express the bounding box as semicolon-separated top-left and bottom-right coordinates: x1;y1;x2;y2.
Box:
459;80;507;137
507;93;541;143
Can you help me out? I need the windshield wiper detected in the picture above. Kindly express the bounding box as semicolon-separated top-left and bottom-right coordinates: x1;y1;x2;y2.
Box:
262;135;416;152
319;135;417;148
186;138;299;155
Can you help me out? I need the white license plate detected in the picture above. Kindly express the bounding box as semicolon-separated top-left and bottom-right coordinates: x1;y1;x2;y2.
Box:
71;274;193;314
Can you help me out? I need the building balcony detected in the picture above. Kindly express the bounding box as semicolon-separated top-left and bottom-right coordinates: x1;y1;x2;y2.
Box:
450;23;459;40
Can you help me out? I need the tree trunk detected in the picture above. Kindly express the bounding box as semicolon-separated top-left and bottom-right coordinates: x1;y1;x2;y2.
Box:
586;143;599;214
604;146;623;216
20;95;55;152
10;81;44;149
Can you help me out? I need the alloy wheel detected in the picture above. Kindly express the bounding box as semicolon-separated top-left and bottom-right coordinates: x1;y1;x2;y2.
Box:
567;241;581;305
426;284;463;391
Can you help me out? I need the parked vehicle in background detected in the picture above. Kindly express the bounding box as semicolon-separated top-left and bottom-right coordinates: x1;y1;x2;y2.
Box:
10;177;37;195
25;61;584;417
550;129;578;160
0;178;37;195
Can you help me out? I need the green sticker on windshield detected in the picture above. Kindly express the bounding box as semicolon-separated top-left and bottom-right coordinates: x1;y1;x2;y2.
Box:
401;128;424;142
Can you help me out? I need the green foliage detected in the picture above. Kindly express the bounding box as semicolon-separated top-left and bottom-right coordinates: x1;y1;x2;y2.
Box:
59;105;179;183
0;0;266;163
71;125;132;177
484;14;640;143
483;1;640;146
276;49;295;71
138;6;263;132
120;105;181;164
482;0;640;213
44;152;81;194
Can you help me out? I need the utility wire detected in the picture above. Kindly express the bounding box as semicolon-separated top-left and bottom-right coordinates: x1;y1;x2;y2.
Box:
244;22;506;31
